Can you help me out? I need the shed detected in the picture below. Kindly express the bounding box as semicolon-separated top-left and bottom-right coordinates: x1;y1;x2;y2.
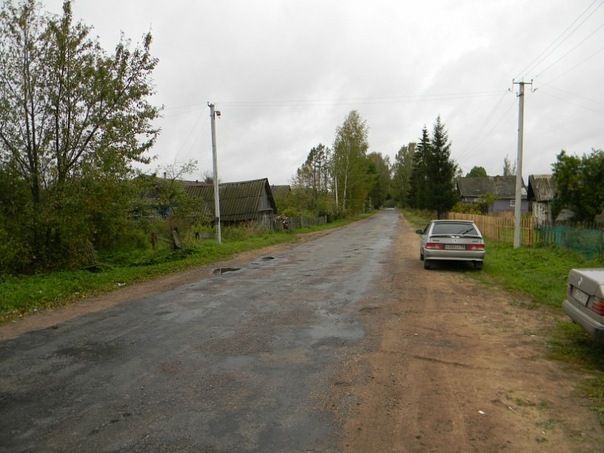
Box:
187;178;278;229
456;175;528;214
527;174;556;224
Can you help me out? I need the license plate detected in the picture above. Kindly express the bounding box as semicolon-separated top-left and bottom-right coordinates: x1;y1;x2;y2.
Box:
445;245;465;250
572;287;589;305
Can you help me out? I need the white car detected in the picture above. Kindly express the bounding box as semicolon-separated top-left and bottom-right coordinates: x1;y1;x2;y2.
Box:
563;268;604;341
416;220;486;270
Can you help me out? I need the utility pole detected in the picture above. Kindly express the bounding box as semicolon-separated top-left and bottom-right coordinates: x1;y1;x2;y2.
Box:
512;80;532;249
208;102;221;244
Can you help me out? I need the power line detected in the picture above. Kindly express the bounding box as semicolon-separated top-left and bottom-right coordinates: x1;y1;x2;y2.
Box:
455;93;517;163
541;85;604;107
536;22;604;78
215;90;506;108
514;0;603;80
539;43;604;86
539;88;604;115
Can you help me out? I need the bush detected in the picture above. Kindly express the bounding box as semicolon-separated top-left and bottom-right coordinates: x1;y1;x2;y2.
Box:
0;228;31;274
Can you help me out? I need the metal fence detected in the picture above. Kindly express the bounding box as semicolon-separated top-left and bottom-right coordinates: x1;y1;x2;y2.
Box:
535;223;604;259
446;212;604;259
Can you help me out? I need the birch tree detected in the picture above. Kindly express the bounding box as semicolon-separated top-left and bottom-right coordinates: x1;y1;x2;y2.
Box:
332;110;370;214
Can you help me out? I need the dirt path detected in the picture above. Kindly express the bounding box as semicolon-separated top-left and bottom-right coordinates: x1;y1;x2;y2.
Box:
332;212;602;451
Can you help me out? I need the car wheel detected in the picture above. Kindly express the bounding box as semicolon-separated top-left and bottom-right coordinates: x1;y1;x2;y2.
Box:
420;251;424;261
424;259;431;270
474;261;484;270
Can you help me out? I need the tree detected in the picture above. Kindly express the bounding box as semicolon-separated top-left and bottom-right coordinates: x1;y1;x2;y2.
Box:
407;118;457;216
552;149;604;222
0;0;160;271
466;166;487;177
503;155;516;176
332;111;371;214
407;127;430;209
293;144;331;194
288;144;335;217
392;142;415;207
367;152;392;209
427;116;457;217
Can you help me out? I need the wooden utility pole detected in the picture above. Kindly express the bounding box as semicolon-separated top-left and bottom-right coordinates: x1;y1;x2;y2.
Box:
208;102;222;244
513;80;532;249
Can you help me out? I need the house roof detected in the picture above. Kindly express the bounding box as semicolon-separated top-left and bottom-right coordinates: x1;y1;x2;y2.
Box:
527;174;555;202
456;175;526;199
186;178;277;222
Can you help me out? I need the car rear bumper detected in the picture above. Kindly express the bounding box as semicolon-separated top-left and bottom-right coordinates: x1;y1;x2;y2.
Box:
563;299;604;341
423;250;485;261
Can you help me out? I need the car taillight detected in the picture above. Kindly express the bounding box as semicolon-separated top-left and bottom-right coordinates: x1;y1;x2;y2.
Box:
466;244;485;251
591;298;604;315
426;243;444;250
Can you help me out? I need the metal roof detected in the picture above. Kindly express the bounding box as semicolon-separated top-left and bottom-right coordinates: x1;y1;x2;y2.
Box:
186;178;277;222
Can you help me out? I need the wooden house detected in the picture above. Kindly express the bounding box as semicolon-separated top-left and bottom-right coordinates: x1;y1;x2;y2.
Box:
527;174;556;224
186;178;278;229
456;175;528;214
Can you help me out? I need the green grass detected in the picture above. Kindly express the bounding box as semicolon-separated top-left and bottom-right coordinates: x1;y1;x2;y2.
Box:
475;241;602;310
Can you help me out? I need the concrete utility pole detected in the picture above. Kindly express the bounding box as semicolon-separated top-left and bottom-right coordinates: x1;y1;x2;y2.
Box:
208;102;222;244
512;80;532;249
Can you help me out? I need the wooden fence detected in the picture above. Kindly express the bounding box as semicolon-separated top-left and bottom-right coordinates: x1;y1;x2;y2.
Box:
446;212;604;259
446;212;536;245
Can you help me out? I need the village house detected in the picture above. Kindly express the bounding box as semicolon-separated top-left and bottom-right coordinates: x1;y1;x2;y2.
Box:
456;175;528;214
186;178;278;230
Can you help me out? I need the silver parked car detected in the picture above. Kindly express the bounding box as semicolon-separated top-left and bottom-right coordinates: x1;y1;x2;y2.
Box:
416;220;486;270
562;268;604;341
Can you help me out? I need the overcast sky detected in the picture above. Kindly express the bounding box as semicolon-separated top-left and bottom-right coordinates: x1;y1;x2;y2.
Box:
43;0;604;185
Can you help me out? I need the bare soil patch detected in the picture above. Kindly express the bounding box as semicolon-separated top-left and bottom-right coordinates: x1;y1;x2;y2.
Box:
332;213;603;451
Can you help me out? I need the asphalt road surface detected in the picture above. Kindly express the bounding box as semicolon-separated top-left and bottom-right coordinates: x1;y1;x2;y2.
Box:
0;210;399;452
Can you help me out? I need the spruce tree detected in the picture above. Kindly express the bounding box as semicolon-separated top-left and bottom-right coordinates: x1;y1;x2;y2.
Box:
407;127;430;209
427;116;457;217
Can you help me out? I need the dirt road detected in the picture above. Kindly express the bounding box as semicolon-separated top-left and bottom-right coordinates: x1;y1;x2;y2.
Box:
334;212;602;452
1;210;602;451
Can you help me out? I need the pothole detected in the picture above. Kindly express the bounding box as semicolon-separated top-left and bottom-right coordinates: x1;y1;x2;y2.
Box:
212;267;241;275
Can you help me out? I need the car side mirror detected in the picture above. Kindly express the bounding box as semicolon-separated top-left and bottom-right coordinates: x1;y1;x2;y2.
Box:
416;229;424;234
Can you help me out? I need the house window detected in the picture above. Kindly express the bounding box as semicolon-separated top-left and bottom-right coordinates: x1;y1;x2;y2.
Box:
510;199;515;207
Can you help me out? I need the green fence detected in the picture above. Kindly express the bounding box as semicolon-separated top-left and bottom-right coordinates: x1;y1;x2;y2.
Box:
536;224;604;260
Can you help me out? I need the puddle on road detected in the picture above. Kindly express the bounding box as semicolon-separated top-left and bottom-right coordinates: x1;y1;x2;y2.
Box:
212;267;241;275
212;257;273;275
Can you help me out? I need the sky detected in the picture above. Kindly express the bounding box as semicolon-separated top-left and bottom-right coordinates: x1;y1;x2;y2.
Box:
42;0;604;185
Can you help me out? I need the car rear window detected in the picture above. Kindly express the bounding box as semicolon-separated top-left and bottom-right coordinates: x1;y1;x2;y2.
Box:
432;223;478;236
